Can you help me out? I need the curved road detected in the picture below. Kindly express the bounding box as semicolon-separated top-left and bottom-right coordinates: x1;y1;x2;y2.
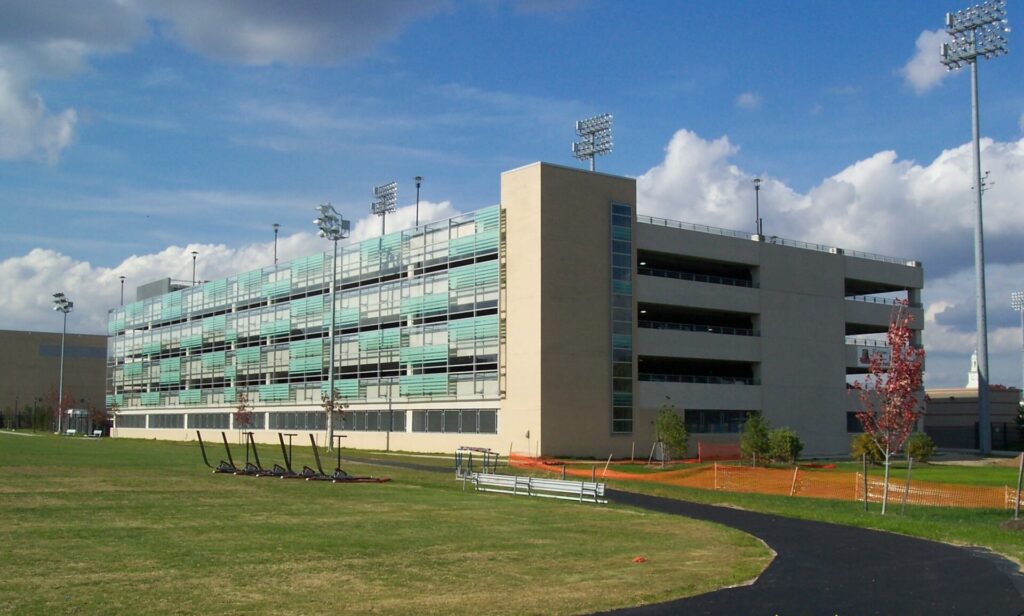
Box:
605;489;1024;615
345;456;1024;614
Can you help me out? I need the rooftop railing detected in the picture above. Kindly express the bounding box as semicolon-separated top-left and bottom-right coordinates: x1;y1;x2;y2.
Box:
639;320;756;337
638;373;758;386
637;265;755;288
637;214;919;267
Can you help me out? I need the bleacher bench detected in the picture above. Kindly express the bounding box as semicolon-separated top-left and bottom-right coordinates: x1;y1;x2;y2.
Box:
89;430;103;438
471;472;606;504
65;429;77;436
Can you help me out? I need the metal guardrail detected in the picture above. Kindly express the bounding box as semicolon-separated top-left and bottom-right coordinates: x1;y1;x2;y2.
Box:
637;215;918;266
639;319;755;337
846;295;922;308
846;338;889;348
469;472;606;504
637;266;755;288
638;373;758;386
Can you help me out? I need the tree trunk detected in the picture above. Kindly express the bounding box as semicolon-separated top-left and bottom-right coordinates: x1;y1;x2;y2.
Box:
881;449;891;515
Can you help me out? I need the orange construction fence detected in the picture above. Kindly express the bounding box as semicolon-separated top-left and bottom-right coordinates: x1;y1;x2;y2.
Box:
508;454;1021;510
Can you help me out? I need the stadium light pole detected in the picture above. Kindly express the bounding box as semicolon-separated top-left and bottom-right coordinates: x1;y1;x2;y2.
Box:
119;275;126;306
52;292;73;435
191;251;198;287
1013;291;1024;408
273;223;280;266
414;176;423;228
753;177;763;236
572;113;613;172
940;0;1008;453
372;181;398;236
314;203;350;451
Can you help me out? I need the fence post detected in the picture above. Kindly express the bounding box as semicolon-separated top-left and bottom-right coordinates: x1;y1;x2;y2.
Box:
591;465;596;483
862;453;869;512
1015;452;1023;521
789;466;799;497
713;462;718;490
900;456;914;516
561;464;566;481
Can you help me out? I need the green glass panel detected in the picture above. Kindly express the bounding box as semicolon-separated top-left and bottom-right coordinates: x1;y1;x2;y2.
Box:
225;330;238;344
159;357;180;384
612;226;632;241
202;315;226;334
143;342;161;356
179;390;202;404
323;307;359;328
400;293;447;317
381;328;401;349
235;347;261;365
612;334;632;350
123;362;143;377
475;205;501;233
125;302;143;319
612;280;632;295
290;296;324;319
288;339;323;373
105;394;124;407
224;365;237;379
223;387;237;403
141;392;161;406
237;270;262;292
359;330;381;351
204;279;228;300
321;379;359;398
449;315;499;342
399;374;449;396
291;253;325;278
180;334;202;350
400;345;448;364
289;357;323;373
262;279;292;298
260;319;290;336
201;351;226;369
160;291;183;320
259;384;290;401
108;318;125;335
448;235;476;258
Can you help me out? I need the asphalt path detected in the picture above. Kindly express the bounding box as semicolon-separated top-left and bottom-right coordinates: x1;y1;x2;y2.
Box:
604;489;1024;615
345;456;1024;614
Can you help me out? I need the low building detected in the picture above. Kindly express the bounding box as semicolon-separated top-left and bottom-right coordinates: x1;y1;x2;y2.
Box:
106;162;924;457
925;387;1022;450
0;329;108;430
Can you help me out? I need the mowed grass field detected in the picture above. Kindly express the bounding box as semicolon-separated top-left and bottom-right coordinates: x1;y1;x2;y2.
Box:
0;433;769;615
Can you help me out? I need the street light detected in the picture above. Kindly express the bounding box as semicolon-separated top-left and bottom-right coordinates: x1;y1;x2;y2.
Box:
191;250;198;287
1012;291;1024;409
273;223;280;266
314;203;351;450
753;178;763;236
572;113;613;172
52;292;73;435
940;0;1008;453
119;275;126;306
414;176;423;228
372;182;398;236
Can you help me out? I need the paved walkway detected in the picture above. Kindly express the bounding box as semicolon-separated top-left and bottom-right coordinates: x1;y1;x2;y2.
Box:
347;456;1024;614
604;489;1024;615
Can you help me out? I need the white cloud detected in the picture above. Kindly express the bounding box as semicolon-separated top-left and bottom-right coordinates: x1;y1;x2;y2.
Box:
900;29;951;95
0;200;460;335
638;128;1024;387
735;92;762;110
145;0;446;66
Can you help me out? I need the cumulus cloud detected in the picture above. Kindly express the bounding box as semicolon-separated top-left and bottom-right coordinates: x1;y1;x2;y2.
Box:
735;92;762;109
0;1;443;162
638;128;1024;387
0;200;460;335
900;29;951;94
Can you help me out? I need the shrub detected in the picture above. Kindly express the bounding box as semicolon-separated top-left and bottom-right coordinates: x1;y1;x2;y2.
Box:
740;412;771;464
655;406;689;460
905;432;936;462
768;427;803;464
850;433;884;465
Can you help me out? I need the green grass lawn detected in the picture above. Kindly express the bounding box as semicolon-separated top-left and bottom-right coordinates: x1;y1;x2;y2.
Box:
0;433;769;615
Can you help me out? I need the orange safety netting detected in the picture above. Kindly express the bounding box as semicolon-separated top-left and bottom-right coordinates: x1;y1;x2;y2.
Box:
508;454;1020;510
697;441;742;462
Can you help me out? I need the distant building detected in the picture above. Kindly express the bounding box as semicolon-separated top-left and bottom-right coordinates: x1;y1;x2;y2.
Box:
0;329;108;430
925;387;1021;450
105;162;924;457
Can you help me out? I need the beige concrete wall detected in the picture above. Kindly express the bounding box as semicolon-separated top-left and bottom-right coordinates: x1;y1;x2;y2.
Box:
0;329;107;425
502;162;637;458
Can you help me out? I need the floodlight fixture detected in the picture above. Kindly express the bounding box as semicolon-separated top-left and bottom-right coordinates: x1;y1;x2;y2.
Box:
572;113;613;171
52;291;74;435
313;202;351;451
371;181;398;235
939;0;1009;453
273;223;281;265
753;178;763;236
414;176;423;228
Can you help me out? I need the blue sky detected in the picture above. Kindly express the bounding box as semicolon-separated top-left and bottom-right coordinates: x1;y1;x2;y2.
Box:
2;0;1023;389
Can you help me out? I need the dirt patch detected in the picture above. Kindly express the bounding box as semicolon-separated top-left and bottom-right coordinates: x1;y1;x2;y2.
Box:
1000;519;1024;532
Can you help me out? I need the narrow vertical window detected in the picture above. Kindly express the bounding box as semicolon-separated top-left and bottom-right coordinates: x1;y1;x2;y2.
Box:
610;202;633;433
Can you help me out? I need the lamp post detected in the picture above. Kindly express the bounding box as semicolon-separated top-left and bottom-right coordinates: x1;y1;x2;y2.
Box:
1013;291;1024;409
414;176;423;228
753;178;763;236
572;113;613;172
314;203;351;451
372;182;398;236
119;275;126;306
273;223;280;266
940;0;1008;453
52;292;73;435
191;251;198;287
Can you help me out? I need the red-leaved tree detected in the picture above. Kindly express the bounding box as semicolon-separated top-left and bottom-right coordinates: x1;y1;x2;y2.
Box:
851;300;926;515
233;391;254;437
